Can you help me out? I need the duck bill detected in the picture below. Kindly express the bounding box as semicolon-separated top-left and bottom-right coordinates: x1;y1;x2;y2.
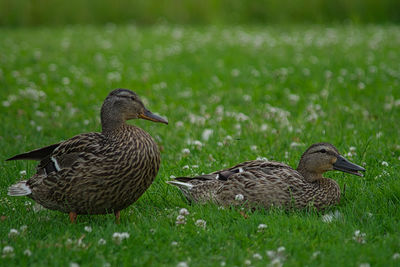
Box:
333;155;365;177
139;109;168;124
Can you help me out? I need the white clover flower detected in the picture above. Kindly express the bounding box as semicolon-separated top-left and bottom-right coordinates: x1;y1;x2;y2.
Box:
220;261;226;266
23;249;32;256
195;219;206;229
253;253;263;260
312;251;321;259
269;258;283;267
84;226;92;233
170;175;176;179
20;225;28;232
70;262;79;267
177;261;188;267
171;241;178;246
112;232;130;244
179;208;190;216
19;170;27;176
353;230;366;244
244;259;251;265
258;224;268;232
290;142;303;148
243;94;251;101
393;253;400;260
381;161;389;166
359;263;370;267
2;246;14;255
267;246;286;267
176;215;186;225
8;229;19;238
250;145;258;151
182;165;190;170
202;129;213;141
98;238;107;245
181;148;190;155
175;121;184;127
235;194;244;201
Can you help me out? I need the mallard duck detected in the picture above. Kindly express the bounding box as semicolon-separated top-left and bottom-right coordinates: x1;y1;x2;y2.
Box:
7;88;168;223
167;143;365;210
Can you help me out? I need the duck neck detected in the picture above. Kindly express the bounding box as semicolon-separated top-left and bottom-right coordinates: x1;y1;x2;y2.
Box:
296;165;323;183
100;104;125;134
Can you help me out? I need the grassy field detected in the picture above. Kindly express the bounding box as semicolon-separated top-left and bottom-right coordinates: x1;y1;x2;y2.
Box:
0;25;400;266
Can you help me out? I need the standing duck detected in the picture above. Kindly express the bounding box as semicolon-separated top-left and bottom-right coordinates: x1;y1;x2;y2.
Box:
7;89;168;222
167;143;365;210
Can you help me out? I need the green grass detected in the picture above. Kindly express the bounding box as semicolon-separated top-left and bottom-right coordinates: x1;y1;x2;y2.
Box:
0;25;400;266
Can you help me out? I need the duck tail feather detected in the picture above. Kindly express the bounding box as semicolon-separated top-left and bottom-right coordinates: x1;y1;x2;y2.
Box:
8;180;32;196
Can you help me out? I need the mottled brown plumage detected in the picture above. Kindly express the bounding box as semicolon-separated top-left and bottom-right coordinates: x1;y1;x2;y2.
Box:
167;143;365;210
7;89;168;222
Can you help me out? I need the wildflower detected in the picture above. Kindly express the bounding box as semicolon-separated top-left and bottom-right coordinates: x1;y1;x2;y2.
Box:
260;124;268;131
202;129;213;141
23;249;32;256
8;229;19;238
20;225;28;232
195;219;206;229
288;93;300;103
235;194;244;201
359;263;370;267
253;253;263;260
177;261;188;267
267;246;286;267
220;261;226;266
352;230;366;244
179;208;190;216
393;253;400;260
181;148;190;155
19;170;27;176
2;246;14;257
182;165;189;170
244;259;251;265
171;241;178;246
70;262;79;267
382;161;389;166
170;175;176;179
84;226;92;233
176;215;186;225
290;142;303;148
312;251;321;259
258;224;268;232
98;238;107;245
112;232;130;244
250;145;258;151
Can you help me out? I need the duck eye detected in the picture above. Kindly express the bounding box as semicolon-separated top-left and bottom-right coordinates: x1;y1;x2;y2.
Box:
130;96;136;101
320;149;326;153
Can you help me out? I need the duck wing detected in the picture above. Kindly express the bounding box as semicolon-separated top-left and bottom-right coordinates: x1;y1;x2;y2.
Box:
6;143;61;161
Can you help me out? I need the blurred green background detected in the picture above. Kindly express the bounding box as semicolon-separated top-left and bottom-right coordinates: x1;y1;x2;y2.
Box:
1;0;399;26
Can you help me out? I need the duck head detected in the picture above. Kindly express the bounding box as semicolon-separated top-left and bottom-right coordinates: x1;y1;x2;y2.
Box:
101;89;168;132
297;142;365;182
